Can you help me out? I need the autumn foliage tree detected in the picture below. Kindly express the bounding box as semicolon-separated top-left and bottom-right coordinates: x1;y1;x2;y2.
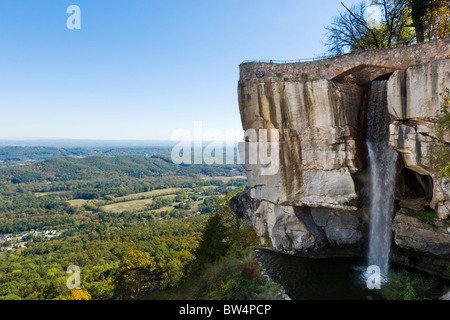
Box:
65;289;92;300
410;0;450;42
325;0;450;54
114;247;162;300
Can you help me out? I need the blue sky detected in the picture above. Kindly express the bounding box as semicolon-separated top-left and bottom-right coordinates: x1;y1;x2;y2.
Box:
0;0;360;141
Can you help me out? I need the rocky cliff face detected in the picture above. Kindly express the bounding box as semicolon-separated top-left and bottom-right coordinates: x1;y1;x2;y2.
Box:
234;78;369;254
387;59;450;276
232;52;450;275
388;59;450;220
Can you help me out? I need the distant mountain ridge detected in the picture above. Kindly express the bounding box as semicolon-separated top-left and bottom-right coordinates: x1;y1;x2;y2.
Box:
0;146;174;167
0;154;244;184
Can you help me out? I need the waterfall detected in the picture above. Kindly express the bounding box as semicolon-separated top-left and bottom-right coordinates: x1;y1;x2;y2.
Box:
366;81;397;274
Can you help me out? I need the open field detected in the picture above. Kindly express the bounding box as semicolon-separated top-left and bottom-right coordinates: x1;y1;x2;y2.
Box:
35;191;68;197
101;198;155;213
150;205;177;214
102;189;213;214
66;184;231;214
67;199;92;207
148;200;203;215
114;187;183;201
201;175;246;182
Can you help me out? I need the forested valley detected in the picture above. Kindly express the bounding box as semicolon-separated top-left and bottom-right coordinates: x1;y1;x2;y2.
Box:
0;148;280;300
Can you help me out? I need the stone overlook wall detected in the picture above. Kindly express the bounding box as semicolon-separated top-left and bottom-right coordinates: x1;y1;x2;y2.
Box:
239;35;450;83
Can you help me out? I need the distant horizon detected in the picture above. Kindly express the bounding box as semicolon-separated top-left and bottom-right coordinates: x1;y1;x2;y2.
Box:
0;138;242;148
0;139;175;148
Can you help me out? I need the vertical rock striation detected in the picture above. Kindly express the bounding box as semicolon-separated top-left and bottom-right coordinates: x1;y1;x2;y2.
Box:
238;80;366;209
387;59;450;276
388;59;450;220
234;78;369;254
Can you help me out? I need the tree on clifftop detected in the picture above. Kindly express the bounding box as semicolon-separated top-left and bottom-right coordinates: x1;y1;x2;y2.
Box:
410;0;450;42
325;0;449;54
325;1;412;54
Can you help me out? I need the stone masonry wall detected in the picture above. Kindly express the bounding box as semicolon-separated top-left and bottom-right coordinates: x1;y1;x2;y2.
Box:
239;36;450;83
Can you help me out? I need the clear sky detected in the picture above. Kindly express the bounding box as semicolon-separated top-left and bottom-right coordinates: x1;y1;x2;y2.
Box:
0;0;360;141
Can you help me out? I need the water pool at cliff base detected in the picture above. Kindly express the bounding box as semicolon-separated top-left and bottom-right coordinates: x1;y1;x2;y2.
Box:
255;249;446;300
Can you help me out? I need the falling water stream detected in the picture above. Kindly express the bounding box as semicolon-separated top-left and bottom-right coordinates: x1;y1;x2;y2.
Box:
366;81;398;274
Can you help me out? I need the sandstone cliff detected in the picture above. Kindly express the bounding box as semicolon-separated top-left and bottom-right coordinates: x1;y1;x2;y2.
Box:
232;38;450;276
388;59;450;220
